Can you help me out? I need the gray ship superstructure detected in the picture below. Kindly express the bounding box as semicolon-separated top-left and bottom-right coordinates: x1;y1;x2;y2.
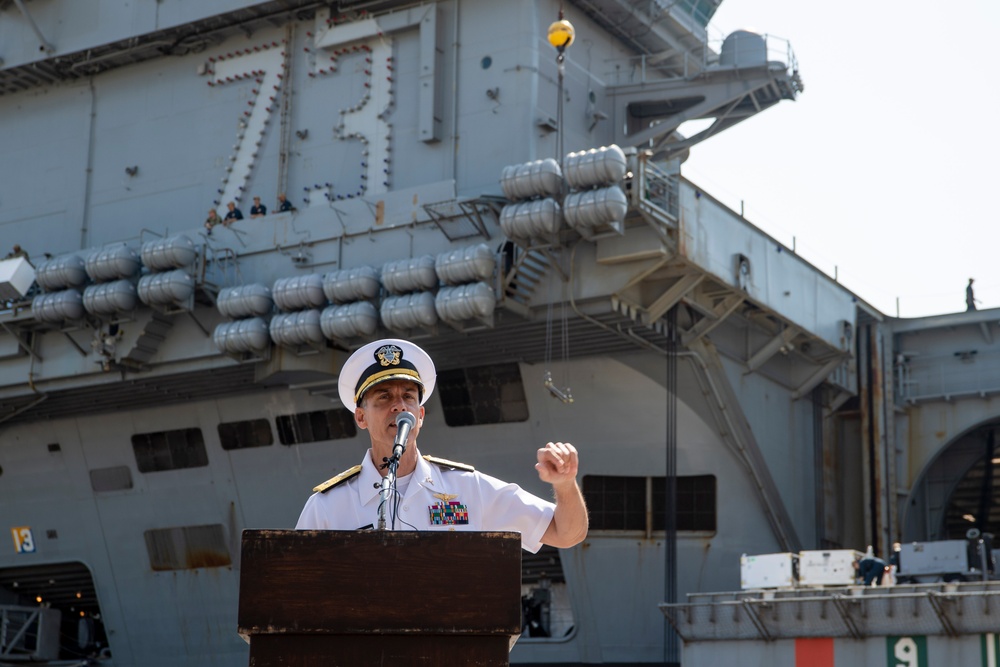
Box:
3;1;989;666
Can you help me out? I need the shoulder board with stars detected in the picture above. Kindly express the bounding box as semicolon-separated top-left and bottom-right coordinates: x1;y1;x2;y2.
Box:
422;454;475;472
313;465;363;494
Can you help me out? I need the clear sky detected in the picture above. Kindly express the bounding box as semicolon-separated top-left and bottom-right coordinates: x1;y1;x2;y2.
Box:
681;0;1000;318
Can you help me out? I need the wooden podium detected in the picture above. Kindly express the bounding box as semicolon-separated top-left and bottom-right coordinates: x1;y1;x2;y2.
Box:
238;530;523;666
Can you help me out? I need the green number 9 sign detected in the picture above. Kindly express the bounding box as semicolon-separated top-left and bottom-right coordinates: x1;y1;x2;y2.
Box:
887;636;927;667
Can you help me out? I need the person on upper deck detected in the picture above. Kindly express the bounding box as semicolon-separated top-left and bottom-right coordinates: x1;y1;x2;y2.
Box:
854;545;887;586
204;208;223;232
967;278;981;311
277;193;295;213
224;201;243;224
4;245;28;261
295;339;589;552
250;196;267;218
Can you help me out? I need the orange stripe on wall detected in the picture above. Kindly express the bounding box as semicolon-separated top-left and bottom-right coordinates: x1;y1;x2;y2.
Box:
795;637;834;667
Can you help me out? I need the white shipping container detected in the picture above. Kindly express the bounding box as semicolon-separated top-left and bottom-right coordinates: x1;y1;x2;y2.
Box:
898;540;968;576
798;549;863;586
0;256;36;300
740;552;798;589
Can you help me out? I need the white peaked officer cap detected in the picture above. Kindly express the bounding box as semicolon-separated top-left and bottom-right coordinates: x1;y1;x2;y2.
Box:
337;338;437;412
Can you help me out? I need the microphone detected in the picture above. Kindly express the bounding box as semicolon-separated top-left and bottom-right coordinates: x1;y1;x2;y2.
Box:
392;411;416;459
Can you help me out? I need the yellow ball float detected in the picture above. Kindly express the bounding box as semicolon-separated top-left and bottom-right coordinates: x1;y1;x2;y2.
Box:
547;19;575;51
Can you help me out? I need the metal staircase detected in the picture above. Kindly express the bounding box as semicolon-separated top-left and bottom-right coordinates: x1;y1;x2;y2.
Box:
500;246;558;318
121;311;174;370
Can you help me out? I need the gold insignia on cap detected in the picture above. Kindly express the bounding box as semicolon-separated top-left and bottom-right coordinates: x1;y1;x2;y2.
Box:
375;344;402;367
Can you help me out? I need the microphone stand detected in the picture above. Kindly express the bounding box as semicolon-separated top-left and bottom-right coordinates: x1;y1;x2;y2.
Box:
377;443;404;531
376;411;415;530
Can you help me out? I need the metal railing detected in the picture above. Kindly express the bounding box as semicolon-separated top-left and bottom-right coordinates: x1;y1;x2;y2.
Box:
604;33;798;86
662;580;1000;641
705;32;798;74
896;356;1000;403
605;47;711;85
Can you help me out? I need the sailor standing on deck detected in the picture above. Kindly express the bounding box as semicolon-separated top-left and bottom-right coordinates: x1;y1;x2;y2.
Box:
295;339;588;552
967;278;981;311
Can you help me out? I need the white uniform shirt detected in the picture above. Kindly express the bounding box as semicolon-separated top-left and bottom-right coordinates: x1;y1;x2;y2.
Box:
296;450;555;553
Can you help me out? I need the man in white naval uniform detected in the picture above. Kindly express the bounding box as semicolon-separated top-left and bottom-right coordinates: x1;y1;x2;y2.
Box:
295;338;588;552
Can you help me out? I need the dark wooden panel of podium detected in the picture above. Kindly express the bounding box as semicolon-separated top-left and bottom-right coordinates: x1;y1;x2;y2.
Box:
238;530;522;666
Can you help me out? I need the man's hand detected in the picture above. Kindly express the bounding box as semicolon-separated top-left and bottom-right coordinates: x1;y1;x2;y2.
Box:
537;442;587;548
535;441;579;488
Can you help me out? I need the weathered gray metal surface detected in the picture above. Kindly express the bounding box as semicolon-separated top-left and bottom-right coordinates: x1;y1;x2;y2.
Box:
893;309;1000;403
680;633;995;667
887;308;1000;544
664;581;1000;641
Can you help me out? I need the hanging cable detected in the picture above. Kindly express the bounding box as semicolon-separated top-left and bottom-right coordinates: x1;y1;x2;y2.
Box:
543;6;575;404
